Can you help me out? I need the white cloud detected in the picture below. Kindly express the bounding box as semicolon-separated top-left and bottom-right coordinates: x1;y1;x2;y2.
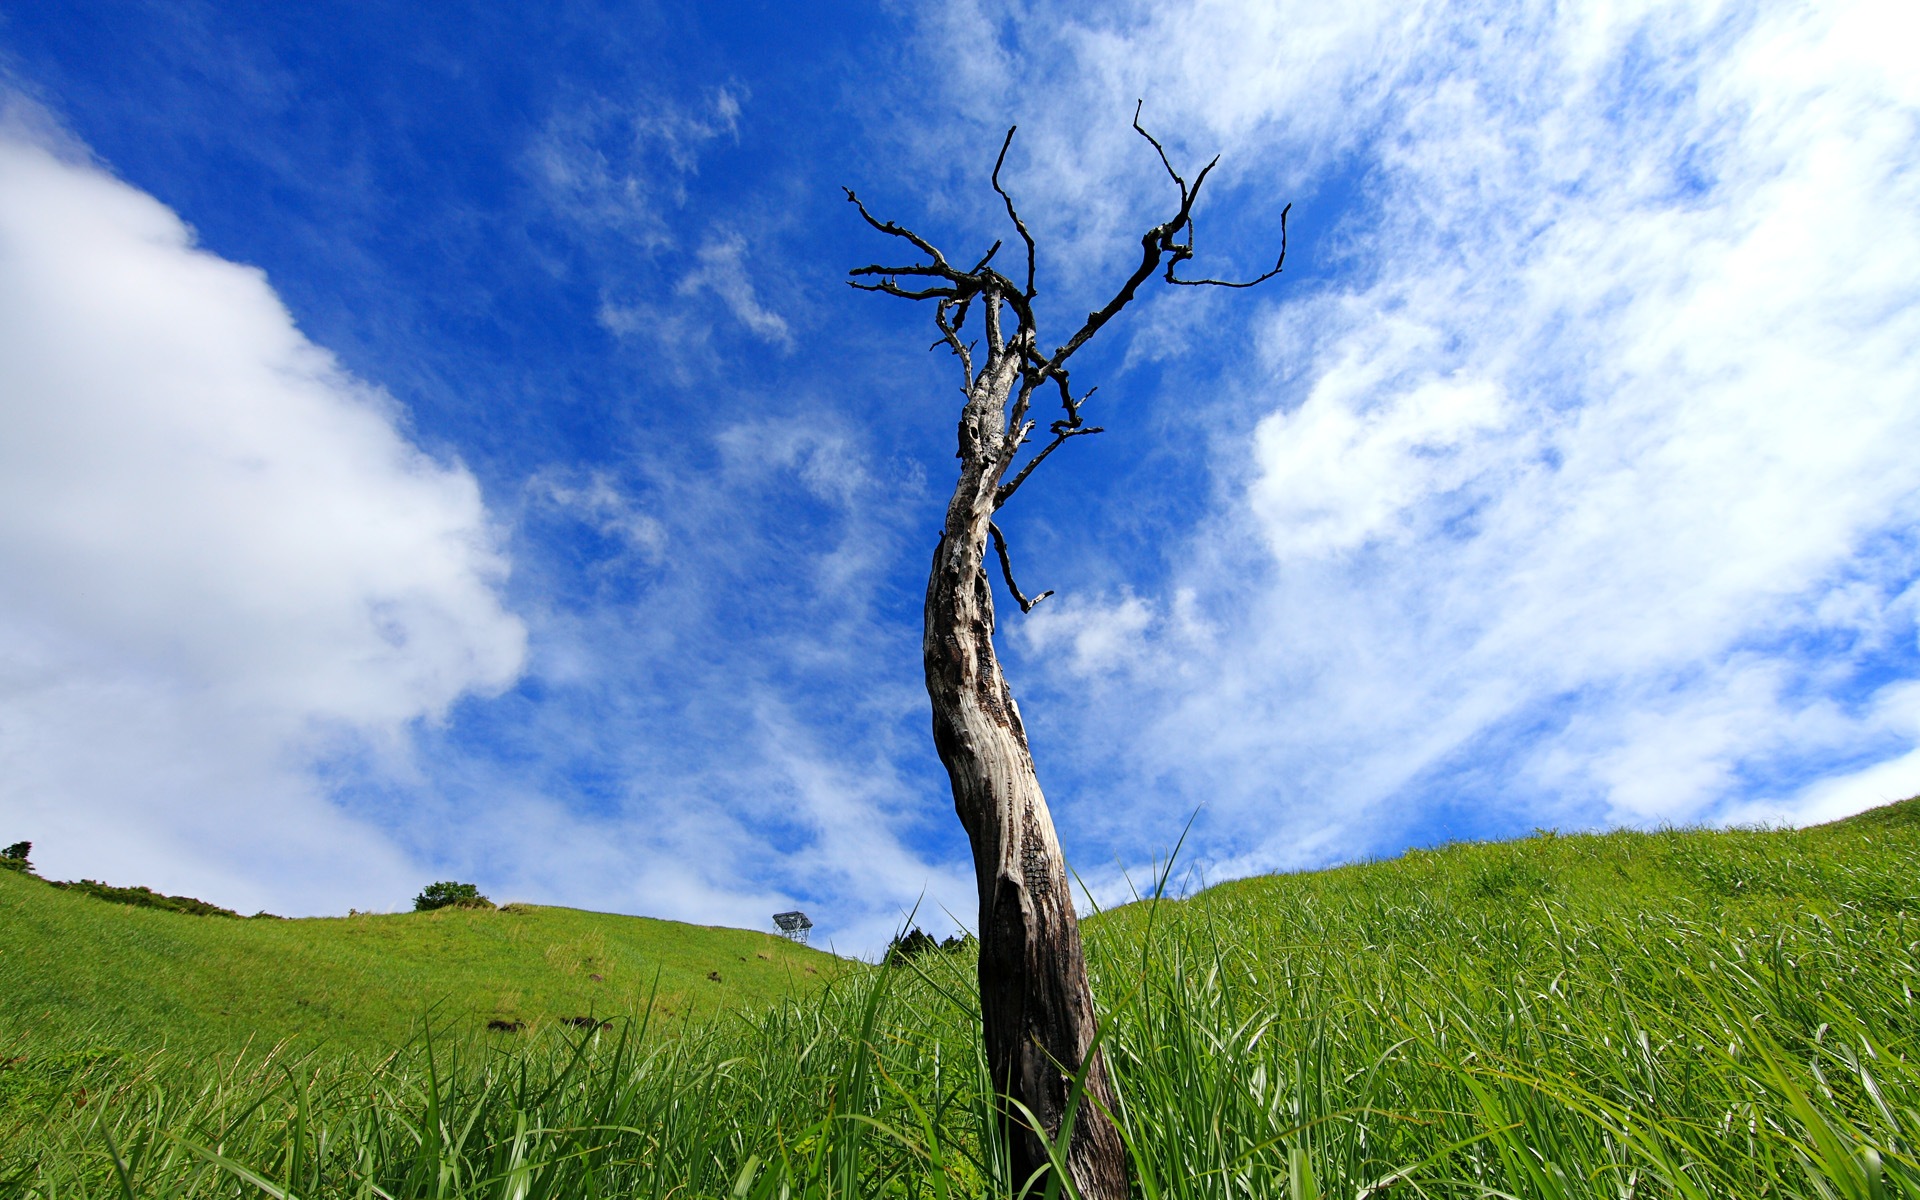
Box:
532;88;792;361
1024;593;1154;676
405;405;965;953
0;108;527;912
1250;356;1510;558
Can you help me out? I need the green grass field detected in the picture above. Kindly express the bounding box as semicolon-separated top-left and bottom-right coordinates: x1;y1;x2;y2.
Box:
0;869;840;1055
4;799;1918;1198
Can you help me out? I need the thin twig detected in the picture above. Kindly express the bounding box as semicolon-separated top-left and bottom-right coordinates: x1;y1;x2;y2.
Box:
844;188;948;267
989;522;1053;613
996;426;1103;509
992;127;1038;300
934;299;974;387
1132;99;1187;200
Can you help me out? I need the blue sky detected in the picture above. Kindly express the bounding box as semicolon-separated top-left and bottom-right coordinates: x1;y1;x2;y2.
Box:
2;0;1917;953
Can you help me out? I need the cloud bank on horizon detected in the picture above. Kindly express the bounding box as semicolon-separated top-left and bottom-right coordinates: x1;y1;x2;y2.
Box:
0;0;1914;950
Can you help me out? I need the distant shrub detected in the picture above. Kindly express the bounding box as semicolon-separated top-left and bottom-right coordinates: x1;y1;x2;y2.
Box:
1;840;33;874
413;881;494;912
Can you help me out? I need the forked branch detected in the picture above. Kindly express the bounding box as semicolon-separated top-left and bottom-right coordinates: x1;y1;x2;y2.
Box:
1165;203;1289;287
1130;101;1291;289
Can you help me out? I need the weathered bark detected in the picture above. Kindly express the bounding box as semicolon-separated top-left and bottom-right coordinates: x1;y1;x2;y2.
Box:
924;354;1127;1199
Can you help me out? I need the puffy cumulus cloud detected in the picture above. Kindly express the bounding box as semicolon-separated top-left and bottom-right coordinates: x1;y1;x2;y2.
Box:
942;0;1920;882
0;108;527;913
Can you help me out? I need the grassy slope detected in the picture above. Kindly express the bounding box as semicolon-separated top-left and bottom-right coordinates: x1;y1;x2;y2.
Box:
5;801;1919;1196
1113;791;1920;931
1062;798;1920;1196
0;869;840;1056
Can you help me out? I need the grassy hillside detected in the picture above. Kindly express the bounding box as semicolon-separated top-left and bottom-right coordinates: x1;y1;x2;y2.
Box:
0;867;840;1056
4;800;1919;1198
1112;790;1920;936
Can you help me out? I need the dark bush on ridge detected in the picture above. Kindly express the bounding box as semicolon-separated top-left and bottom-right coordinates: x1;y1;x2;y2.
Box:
413;881;493;911
50;878;240;917
884;926;971;966
1;840;31;873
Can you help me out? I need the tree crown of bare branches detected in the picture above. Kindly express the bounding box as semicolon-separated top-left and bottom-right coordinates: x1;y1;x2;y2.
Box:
846;103;1289;524
847;105;1287;613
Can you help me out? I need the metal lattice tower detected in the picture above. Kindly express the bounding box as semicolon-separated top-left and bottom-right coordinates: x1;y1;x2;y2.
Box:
772;910;813;945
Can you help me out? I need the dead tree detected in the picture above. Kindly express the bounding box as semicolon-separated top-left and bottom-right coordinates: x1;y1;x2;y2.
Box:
847;106;1287;1198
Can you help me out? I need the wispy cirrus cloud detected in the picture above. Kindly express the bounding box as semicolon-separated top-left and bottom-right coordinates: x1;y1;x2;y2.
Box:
528;86;743;246
383;405;965;953
529;87;796;356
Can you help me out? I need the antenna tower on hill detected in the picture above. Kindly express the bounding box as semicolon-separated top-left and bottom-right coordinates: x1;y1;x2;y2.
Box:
772;910;813;944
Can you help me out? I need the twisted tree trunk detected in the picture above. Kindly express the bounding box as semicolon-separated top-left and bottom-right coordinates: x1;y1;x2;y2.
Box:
923;359;1127;1198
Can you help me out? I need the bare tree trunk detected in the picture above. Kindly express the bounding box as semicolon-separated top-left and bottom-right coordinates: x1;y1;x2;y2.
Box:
847;106;1288;1200
923;362;1128;1199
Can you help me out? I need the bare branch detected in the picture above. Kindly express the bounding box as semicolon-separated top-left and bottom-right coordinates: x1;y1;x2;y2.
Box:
1039;225;1171;373
1132;99;1187;200
1033;106;1286;378
995;425;1103;509
845;105;1290;499
989;521;1054;613
848;279;961;301
1052;377;1094;427
991;127;1038;300
848;262;960;279
1167;202;1290;288
934;298;974;387
844;188;949;267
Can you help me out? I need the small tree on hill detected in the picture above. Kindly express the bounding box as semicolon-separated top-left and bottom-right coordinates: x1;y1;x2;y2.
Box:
846;107;1287;1196
886;926;977;966
413;881;493;911
884;926;941;965
0;841;31;874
